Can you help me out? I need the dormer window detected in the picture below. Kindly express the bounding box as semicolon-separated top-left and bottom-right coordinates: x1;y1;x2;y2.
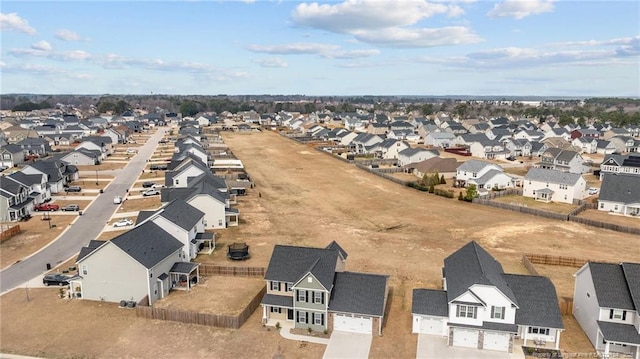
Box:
610;309;626;321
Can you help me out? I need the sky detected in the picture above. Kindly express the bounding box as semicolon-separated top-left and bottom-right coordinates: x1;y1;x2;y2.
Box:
1;0;639;97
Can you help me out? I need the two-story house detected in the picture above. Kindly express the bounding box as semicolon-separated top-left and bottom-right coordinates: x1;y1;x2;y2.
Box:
0;175;33;221
370;138;409;160
599;154;640;180
261;242;389;335
537;148;590;174
523;168;587;204
598;173;640;216
455;160;505;188
573;262;640;359
469;140;509;160
412;241;564;353
0;144;25;168
397;147;439;167
21;159;79;193
7;171;50;206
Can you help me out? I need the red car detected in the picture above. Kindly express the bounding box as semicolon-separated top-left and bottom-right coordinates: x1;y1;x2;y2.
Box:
34;203;60;211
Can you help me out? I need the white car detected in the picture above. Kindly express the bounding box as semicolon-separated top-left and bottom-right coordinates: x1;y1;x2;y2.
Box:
588;187;599;195
142;189;160;196
113;196;122;204
126;149;137;154
113;218;134;227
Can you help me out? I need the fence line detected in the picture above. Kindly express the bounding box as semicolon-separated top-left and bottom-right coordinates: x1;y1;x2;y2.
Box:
135;286;266;329
568;215;640;235
482;189;523;200
521;255;540;276
558;297;573;316
354;163;411;186
0;225;21;243
472;199;568;221
524;253;616;268
198;264;265;277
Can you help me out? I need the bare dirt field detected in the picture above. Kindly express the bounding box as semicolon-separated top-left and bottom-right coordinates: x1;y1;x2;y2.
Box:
2;130;638;359
493;195;579;214
577;209;640;227
118;197;162;212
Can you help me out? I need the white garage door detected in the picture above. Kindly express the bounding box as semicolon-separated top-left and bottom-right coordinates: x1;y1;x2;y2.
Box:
452;328;479;349
419;317;443;335
483;331;510;351
333;314;372;334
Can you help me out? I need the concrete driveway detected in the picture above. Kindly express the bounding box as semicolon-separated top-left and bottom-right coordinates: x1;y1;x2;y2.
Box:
323;331;372;359
417;334;524;359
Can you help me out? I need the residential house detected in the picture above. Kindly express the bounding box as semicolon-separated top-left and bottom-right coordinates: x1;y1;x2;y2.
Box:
104;127;128;144
596;140;617;155
0;144;25;168
8;171;51;206
455;160;505;188
71;222;199;305
572;137;598;154
60;148;101;166
405;157;459;180
598;173;640;216
261;242;389;335
367;122;388;135
21;159;79;193
412;241;564;352
76;136;113;158
165;156;210;188
537;148;590;174
338;131;358;147
16;137;51;157
523;168;587;204
0;175;33;221
468;169;515;192
469;140;509;160
571;128;601;140
424;132;456;148
609;136;637;154
503;138;532;157
603;128;632;141
573;262;640;359
397;148;439;167
514;129;544;142
351;133;383;154
599;154;640;180
544;128;572;142
370;139;409;160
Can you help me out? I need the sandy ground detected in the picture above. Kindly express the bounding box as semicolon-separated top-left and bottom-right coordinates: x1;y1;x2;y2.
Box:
1;130;637;358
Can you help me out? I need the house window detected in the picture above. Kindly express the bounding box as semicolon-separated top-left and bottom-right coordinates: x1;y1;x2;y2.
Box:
270;281;280;291
528;327;550;335
81;264;88;275
297;311;307;324
313;292;324;304
285;283;292;292
610;309;626;320
600;203;604;209
313;313;324;326
297;290;307;302
491;306;505;320
456;305;477;319
270;307;282;313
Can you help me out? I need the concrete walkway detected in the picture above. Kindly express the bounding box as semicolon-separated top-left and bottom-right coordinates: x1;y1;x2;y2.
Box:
279;327;330;345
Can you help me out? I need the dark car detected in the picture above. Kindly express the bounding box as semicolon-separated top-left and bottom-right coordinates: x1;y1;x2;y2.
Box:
142;181;156;188
61;204;80;211
43;273;70;286
65;186;82;192
159;139;167;144
149;164;168;171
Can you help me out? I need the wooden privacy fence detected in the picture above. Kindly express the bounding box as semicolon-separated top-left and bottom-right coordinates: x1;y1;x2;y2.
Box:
568;215;640;235
198;264;265;277
558;297;574;315
473;199;568;221
524;254;616;268
354;163;411;186
0;225;21;243
521;255;540;276
135;286;266;329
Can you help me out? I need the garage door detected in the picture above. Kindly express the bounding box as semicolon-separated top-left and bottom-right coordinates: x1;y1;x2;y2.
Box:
452;328;478;349
483;331;510;351
333;314;372;334
419;317;443;335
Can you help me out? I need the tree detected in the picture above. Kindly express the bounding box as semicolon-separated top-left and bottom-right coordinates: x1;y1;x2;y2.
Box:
440;175;446;185
180;101;199;117
422;104;434;116
464;184;478;202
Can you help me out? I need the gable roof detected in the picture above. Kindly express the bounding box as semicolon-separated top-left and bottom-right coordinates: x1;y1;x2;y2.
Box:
325;241;348;260
443;241;518;306
110;222;183;269
525;168;583;186
457;159;500;173
328;272;388;316
588;262;635;310
621;262;640;312
264;244;340;290
599;173;640;204
503;274;564;329
76;240;107;262
156;200;205;231
412;289;448;317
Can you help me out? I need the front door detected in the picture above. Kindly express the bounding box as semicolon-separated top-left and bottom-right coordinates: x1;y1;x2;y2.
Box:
287;309;294;320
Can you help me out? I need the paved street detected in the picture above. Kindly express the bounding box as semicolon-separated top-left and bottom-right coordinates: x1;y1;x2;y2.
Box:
0;128;168;294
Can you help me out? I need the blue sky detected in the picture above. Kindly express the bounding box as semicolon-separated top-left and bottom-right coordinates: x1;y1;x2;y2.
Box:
1;0;638;97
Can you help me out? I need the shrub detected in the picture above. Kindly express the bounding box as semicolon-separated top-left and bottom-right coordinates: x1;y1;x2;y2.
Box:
275;322;281;330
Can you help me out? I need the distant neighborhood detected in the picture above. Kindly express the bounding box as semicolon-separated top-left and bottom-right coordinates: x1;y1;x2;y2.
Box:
1;99;639;359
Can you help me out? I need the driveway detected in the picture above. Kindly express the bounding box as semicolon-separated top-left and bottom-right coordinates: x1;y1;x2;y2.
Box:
417;334;524;359
323;331;372;359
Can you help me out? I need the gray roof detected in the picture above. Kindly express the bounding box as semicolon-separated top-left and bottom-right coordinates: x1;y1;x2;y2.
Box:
622;263;640;312
261;294;294;308
170;261;199;274
525;168;583;185
602;153;627;166
111;222;183;269
158;200;205;231
443;241;518;306
451;321;518;333
469;169;508;186
135;210;155;225
457;159;499;173
412;289;448;317
597;321;640;345
328;272;388;317
76;240;107;262
1;144;23;153
325;241;348;259
7;172;42;186
264;244;340;290
588;262;636;310
503;274;564;329
599;173;640;204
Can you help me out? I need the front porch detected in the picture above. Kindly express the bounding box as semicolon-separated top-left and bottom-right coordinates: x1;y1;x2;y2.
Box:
194;232;215;255
170;262;200;291
534;188;554;203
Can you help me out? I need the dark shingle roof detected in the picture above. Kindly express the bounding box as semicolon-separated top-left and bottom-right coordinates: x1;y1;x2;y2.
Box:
158;200;204;231
76;240;107;262
135;210;155;225
443;241;518;306
412;289;448;317
7;172;42;186
329;272;388;317
621;263;640;312
589;262;635;310
597;321;640;345
599;174;640;204
325;241;348;260
525;168;583;185
170;261;199;274
264;244;339;290
111;222;183;269
261;294;294;308
502;274;564;329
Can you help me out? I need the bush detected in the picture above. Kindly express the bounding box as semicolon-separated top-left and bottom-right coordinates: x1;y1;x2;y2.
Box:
434;188;455;198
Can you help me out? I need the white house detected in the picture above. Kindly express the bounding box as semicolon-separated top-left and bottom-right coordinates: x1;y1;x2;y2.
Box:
397;148;439;167
523;168;587;204
572;137;598;154
598;173;640;216
424;132;456;148
455;160;505;188
469;140;509;160
467;170;515;191
412;241;564;353
573;262;640;359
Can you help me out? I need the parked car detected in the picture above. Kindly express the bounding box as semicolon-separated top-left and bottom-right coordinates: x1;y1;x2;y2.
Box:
142;181;157;188
42;273;70;286
142;189;160;197
149;164;168;171
126;148;137;154
65;186;82;192
61;204;80;211
113;218;134;227
34;203;60;211
588;187;599;195
159;139;167;144
113;196;123;204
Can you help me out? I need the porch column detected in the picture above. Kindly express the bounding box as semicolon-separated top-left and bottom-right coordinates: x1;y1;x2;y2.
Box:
523;327;527;346
635;345;639;359
554;330;561;349
262;305;267;323
603;341;610;359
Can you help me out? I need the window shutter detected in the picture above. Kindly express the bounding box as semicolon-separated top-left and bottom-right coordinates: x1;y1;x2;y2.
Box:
609;309;614;319
491;306;495;317
321;292;325;304
306;312;309;323
321;313;325;326
622;311;627;320
501;307;505;319
306;291;310;303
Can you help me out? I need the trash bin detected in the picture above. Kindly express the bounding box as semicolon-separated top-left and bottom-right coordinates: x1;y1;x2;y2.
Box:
78;211;83;216
99;189;104;194
46;263;51;270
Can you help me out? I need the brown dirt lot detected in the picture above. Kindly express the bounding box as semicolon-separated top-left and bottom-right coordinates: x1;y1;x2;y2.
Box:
577;209;640;228
2;130;638;358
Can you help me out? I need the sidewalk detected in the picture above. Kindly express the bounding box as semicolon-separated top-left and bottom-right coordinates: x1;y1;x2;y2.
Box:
279;327;330;345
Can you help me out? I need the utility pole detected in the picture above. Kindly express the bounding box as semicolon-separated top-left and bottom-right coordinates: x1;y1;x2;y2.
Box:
95;169;99;185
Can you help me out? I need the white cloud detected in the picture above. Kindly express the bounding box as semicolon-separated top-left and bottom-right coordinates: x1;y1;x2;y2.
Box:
247;43;339;55
254;58;289;68
487;0;554;20
291;0;477;48
0;12;36;35
55;29;82;41
324;49;380;59
31;40;52;52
